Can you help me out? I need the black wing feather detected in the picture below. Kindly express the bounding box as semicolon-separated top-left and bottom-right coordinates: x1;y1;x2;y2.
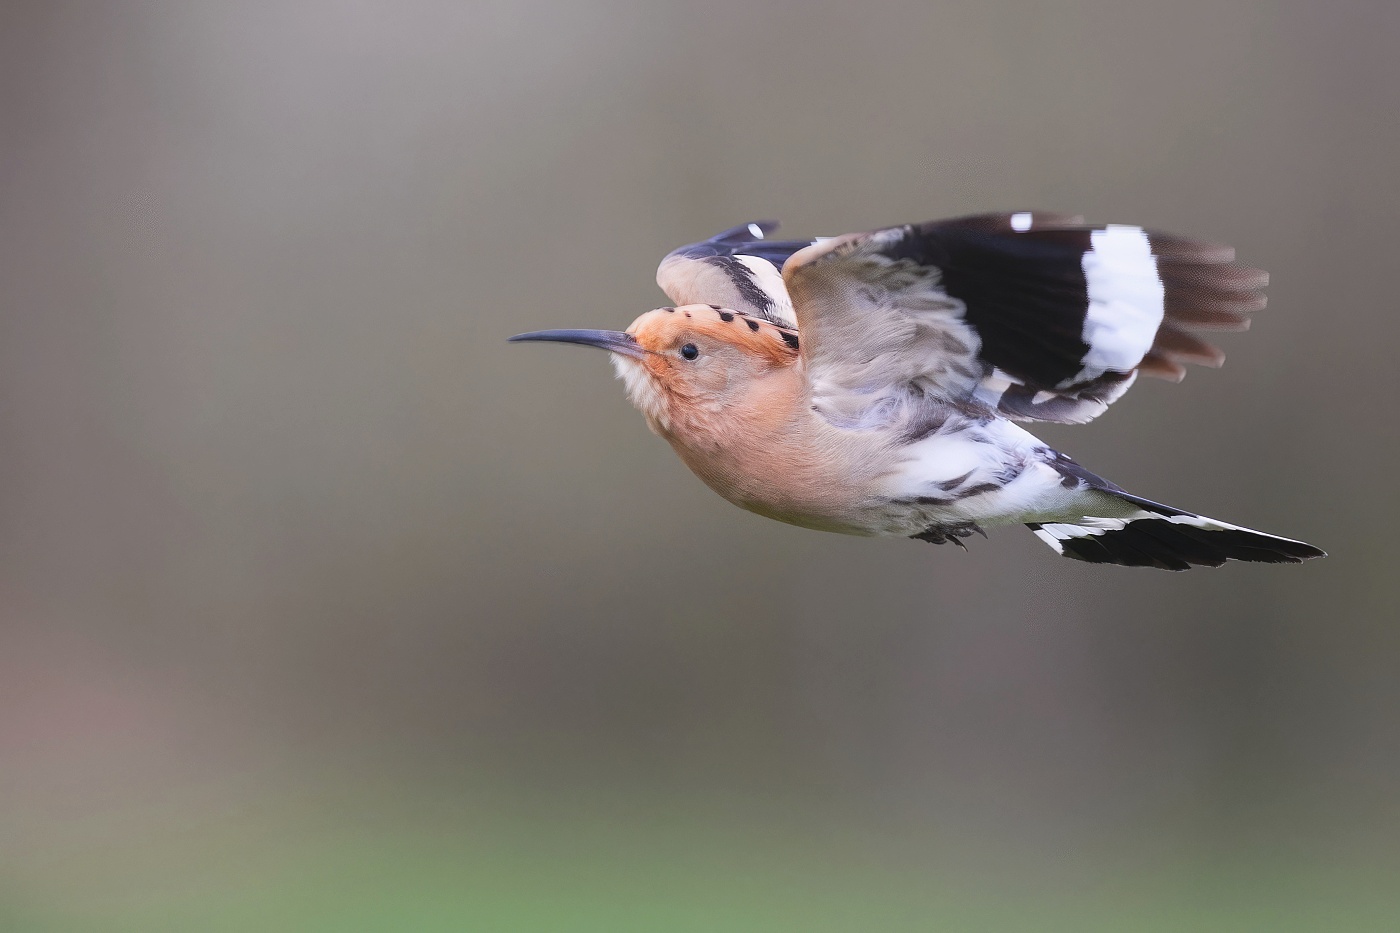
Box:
785;212;1267;423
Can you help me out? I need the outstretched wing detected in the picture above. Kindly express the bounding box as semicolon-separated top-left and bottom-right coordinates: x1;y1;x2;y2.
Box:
782;212;1267;424
656;222;817;327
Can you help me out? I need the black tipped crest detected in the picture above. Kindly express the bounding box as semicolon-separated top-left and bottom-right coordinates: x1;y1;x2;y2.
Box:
657;221;817;327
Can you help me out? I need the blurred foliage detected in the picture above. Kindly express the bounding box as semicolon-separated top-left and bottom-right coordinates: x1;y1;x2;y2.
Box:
6;773;1399;933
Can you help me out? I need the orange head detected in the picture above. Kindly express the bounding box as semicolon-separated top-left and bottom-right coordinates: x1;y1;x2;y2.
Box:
509;303;800;432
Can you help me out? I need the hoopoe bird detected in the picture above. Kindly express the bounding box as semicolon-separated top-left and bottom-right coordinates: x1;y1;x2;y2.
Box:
511;213;1325;570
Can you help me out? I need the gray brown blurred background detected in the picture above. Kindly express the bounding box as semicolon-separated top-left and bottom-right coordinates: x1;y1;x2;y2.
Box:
2;1;1397;929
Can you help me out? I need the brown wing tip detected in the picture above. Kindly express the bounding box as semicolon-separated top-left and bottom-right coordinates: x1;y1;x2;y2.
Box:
1151;237;1267;378
1146;232;1237;264
1152;325;1227;368
1139;352;1189;382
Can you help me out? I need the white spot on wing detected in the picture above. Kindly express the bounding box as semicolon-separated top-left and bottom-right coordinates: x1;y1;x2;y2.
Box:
1079;225;1164;381
1010;212;1032;232
747;223;764;239
971;367;1015;409
736;254;796;325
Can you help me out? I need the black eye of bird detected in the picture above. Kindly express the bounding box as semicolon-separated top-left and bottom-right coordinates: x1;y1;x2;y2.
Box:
679;343;699;360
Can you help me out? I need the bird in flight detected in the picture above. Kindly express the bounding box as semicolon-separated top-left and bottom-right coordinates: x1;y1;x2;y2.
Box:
511;212;1324;570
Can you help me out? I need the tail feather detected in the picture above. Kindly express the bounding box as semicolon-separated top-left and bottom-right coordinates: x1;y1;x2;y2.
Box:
1027;493;1325;571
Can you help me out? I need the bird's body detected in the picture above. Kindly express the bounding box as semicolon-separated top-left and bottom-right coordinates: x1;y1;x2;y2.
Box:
512;213;1325;570
622;307;1092;538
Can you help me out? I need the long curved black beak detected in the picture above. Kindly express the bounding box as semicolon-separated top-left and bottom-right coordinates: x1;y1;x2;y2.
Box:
507;329;647;359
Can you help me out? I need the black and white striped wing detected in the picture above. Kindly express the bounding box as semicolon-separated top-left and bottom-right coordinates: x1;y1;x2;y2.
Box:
782;212;1267;424
656;222;817;328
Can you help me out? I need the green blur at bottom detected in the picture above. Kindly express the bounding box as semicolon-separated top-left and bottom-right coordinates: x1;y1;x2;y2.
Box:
5;779;1395;933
